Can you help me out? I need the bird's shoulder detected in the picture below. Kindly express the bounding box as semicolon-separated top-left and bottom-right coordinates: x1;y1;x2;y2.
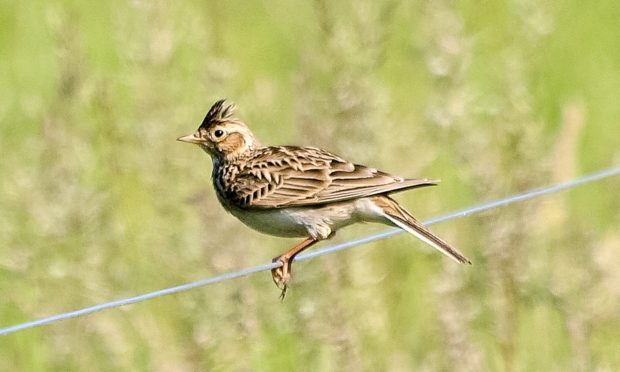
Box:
216;146;338;207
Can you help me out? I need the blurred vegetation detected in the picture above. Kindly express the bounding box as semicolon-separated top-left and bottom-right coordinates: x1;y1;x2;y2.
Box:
1;0;620;370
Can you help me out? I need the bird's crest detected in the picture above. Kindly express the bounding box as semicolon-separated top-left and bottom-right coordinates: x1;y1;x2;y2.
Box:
200;99;237;128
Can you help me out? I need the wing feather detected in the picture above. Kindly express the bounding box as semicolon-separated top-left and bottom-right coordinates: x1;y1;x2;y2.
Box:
222;146;437;209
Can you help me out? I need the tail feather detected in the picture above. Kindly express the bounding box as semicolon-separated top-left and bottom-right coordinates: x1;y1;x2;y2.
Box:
376;196;471;264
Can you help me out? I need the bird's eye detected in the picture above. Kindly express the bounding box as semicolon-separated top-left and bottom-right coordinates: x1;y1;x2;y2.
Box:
214;129;224;138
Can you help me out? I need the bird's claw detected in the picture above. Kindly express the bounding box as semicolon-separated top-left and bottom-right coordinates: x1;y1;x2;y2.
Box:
271;256;291;300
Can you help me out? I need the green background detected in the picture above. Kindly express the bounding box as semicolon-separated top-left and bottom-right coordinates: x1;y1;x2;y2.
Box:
1;0;620;370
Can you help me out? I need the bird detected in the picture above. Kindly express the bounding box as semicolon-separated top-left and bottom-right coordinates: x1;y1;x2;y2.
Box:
178;99;471;299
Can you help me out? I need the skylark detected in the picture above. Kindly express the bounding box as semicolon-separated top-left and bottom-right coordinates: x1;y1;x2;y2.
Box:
178;100;471;298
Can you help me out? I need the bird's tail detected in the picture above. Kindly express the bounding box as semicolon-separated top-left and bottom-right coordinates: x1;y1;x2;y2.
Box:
374;196;471;264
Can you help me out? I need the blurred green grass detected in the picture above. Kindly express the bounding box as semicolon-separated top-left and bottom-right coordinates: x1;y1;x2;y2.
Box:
1;0;620;370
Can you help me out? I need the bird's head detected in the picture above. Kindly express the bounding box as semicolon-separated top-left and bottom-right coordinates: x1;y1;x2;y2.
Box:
178;99;261;160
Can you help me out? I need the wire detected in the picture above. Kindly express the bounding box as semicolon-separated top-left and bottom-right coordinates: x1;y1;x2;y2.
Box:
1;165;619;336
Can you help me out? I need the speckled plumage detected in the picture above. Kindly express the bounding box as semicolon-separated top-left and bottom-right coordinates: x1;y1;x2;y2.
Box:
178;100;471;299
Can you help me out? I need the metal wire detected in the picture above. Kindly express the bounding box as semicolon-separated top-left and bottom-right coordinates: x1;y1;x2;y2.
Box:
1;165;619;336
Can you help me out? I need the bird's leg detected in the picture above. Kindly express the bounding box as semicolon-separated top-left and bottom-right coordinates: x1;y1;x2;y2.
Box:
271;237;318;300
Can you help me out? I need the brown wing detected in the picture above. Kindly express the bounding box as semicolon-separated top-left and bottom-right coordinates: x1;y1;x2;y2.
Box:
224;146;438;209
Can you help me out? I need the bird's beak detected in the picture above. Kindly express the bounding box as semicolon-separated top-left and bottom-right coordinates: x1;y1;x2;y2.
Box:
177;132;204;144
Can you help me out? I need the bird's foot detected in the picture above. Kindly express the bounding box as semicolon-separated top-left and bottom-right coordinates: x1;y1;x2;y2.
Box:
271;256;292;300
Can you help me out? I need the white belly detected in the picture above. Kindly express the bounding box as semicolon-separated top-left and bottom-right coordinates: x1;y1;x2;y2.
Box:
229;207;312;238
228;198;387;240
